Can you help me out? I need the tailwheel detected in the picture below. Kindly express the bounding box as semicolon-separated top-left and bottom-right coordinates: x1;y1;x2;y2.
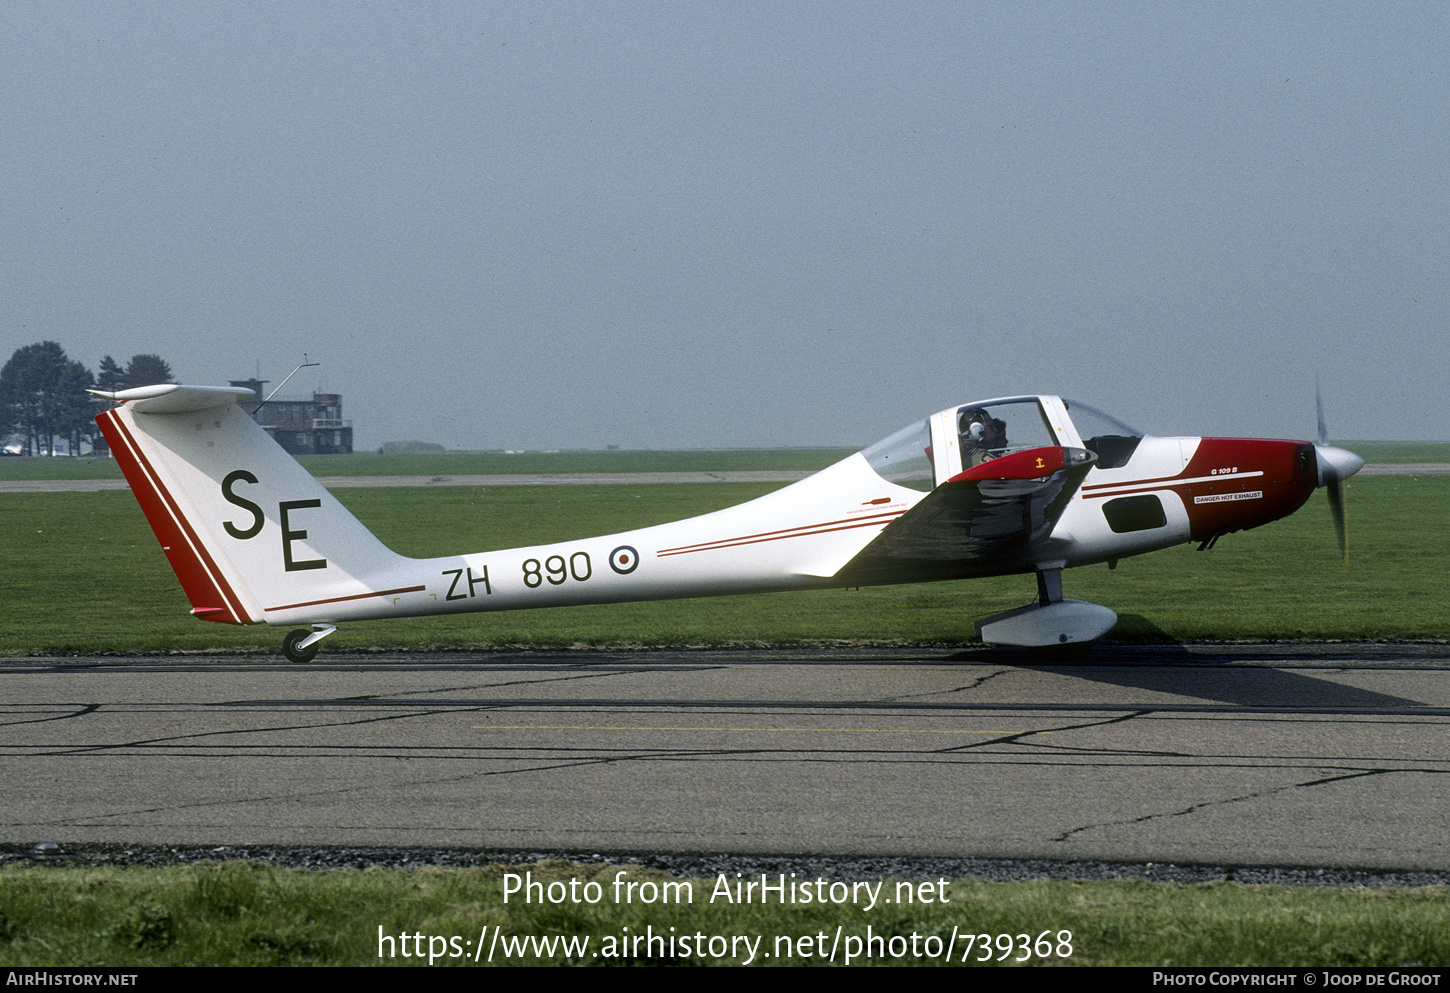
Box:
283;630;319;664
282;624;336;663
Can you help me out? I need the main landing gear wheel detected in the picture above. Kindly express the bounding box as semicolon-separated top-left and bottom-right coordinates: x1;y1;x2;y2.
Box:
973;568;1117;661
283;629;320;664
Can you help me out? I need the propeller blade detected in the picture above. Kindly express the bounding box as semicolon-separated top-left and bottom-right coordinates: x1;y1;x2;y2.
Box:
1313;382;1360;570
1315;375;1328;448
1315;446;1361;570
1327;476;1347;567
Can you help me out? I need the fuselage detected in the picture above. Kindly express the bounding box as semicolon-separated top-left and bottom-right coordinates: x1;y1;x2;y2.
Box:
94;385;1340;633
261;400;1321;627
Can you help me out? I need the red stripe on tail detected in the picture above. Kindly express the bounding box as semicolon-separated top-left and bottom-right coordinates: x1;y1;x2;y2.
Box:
96;409;251;625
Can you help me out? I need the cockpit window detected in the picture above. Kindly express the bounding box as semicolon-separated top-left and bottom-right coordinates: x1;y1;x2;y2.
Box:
1063;398;1144;470
957;399;1058;467
861;418;934;491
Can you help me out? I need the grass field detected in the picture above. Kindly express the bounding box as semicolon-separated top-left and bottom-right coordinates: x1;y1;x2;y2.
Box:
2;860;1447;967
1347;440;1450;464
1;473;1446;654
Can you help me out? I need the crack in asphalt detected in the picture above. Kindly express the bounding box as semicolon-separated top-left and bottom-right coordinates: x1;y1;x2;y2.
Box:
0;703;100;727
17;742;758;828
1052;768;1392;843
1002;708;1208;759
22;707;462;756
881;666;1013;705
933;708;1150;753
334;665;728;701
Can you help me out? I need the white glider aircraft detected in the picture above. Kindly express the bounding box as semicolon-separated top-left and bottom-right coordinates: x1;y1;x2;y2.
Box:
91;384;1364;662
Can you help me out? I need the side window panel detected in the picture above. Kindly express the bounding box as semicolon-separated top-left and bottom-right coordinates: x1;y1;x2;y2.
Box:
861;419;935;491
1103;495;1167;533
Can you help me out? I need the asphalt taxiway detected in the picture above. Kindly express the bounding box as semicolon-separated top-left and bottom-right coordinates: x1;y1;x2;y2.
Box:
3;643;1447;870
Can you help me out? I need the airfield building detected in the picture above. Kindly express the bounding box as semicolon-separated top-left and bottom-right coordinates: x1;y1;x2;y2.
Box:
229;379;354;455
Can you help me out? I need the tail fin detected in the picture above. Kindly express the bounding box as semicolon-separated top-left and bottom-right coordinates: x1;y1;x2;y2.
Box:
95;384;408;625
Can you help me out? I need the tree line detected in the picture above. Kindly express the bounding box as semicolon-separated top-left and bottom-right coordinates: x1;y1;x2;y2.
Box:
0;342;174;456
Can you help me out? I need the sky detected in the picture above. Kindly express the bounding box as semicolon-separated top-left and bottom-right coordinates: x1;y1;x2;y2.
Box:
4;2;1446;450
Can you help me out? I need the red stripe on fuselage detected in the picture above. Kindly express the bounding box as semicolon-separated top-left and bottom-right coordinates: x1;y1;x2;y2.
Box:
264;585;426;613
657;510;905;557
97;409;251;625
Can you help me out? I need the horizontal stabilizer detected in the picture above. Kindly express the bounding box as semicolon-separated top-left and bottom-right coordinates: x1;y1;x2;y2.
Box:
88;384;256;414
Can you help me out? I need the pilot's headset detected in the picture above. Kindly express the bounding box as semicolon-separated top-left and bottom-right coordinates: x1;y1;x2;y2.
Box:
959;408;991;445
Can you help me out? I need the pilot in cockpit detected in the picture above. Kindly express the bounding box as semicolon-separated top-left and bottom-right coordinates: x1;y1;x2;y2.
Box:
959;408;1007;466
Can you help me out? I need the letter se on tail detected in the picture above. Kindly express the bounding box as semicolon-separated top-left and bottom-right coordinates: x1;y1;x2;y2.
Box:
92;383;1362;662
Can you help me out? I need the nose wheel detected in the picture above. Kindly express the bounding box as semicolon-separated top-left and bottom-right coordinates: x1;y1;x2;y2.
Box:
282;625;337;663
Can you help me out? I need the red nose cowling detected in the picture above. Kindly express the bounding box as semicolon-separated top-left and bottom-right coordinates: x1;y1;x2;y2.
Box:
1178;438;1318;542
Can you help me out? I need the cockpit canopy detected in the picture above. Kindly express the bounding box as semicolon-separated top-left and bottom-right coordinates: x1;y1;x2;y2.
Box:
861;396;1144;490
1062;397;1144;471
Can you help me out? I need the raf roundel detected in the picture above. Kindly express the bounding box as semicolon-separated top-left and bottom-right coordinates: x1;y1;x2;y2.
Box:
609;545;640;575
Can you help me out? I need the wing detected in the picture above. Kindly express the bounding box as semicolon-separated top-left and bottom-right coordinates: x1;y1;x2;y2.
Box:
837;446;1096;582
